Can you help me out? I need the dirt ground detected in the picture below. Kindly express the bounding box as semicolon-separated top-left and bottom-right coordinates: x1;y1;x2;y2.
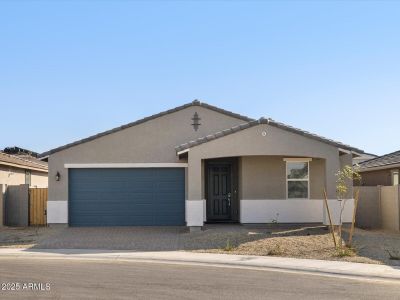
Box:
0;225;399;266
0;226;57;248
188;225;400;266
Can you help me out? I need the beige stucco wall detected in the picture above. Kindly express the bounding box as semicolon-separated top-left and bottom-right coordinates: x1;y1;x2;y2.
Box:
381;185;400;231
188;124;342;200
48;106;247;201
0;166;25;186
241;156;286;199
31;171;48;188
239;156;326;200
339;153;354;198
0;166;48;188
359;169;393;186
310;158;326;199
356;186;381;229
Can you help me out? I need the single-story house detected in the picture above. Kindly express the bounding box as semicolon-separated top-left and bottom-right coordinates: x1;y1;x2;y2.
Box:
40;100;364;229
357;150;400;186
0;150;48;189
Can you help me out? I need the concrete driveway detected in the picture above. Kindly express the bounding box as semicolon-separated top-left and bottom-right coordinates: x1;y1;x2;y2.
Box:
35;226;188;251
1;224;271;251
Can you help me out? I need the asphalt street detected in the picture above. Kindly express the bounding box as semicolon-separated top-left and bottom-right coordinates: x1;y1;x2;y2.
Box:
0;258;399;299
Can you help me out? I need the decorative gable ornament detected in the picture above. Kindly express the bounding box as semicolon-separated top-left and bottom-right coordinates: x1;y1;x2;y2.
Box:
191;112;201;131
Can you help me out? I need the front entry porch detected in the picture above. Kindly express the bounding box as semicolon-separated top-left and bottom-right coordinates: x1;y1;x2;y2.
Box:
185;154;355;229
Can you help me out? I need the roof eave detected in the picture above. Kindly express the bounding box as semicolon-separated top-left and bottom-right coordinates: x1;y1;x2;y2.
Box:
0;161;48;172
175;118;364;154
39;100;254;157
359;163;400;172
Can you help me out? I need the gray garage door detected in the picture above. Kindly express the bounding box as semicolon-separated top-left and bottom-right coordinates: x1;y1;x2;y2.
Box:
69;168;185;226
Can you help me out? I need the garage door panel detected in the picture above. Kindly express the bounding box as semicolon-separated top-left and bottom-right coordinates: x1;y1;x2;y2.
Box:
69;168;185;226
71;193;155;202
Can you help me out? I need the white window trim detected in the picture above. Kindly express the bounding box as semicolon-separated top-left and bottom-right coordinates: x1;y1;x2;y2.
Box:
285;160;310;200
283;158;313;162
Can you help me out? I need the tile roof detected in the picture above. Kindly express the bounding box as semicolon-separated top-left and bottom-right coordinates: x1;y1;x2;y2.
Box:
358;150;400;170
39;100;253;157
175;118;364;153
0;152;48;172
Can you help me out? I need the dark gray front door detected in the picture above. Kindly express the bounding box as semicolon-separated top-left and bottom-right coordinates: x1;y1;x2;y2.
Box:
207;164;232;221
69;168;185;226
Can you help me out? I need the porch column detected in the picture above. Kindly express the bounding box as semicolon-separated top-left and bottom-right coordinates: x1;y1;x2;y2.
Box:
186;155;204;230
323;153;354;225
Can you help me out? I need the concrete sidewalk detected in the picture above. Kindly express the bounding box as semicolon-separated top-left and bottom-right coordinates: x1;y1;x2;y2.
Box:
1;248;400;282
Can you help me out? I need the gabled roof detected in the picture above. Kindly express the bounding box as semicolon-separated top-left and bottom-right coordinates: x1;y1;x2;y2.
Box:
175;118;364;154
0;152;48;172
358;150;400;171
39;100;253;157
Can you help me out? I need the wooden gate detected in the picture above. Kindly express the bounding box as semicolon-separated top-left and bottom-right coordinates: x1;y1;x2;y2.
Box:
29;188;48;226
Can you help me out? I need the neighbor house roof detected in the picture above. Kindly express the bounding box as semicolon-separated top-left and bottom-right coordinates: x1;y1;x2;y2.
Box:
40;100;253;157
0;152;48;172
175;118;364;154
358;150;400;171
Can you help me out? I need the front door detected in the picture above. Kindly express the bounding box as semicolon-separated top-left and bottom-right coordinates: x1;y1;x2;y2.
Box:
207;163;233;221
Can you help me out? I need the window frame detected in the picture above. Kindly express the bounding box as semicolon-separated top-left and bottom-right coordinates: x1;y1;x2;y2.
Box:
284;158;311;200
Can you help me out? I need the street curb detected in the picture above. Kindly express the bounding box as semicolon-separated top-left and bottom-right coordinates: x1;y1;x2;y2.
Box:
1;249;400;283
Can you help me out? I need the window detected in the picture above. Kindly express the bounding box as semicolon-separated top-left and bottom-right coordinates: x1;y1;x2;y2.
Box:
393;171;399;186
25;170;31;186
286;161;309;199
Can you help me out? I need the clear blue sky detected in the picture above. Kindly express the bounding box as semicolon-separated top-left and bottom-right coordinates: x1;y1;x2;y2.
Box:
1;1;399;156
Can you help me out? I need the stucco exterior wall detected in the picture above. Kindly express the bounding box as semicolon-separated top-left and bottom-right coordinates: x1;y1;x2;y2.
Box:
0;166;47;188
355;186;400;231
187;124;341;201
185;124;351;226
240;156;326;200
381;185;400;231
241;156;285;199
356;186;381;229
48;106;247;202
310;158;326;199
31;171;48;188
339;153;354;198
0;166;25;186
359;169;393;186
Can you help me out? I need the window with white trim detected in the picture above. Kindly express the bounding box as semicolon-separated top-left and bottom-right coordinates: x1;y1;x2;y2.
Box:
286;161;309;199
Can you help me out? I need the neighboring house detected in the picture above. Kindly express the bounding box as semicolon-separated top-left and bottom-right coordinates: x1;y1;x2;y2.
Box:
0;151;48;188
40;100;364;229
357;150;400;186
353;152;377;166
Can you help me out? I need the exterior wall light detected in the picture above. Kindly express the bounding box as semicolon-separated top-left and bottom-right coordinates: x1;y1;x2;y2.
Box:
55;171;61;181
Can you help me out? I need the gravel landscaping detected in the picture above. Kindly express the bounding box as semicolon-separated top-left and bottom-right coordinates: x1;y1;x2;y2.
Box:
186;225;400;266
0;224;399;266
0;226;58;248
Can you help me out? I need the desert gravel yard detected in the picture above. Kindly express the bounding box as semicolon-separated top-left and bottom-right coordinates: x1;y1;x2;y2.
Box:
0;225;399;266
0;227;59;248
186;225;400;266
